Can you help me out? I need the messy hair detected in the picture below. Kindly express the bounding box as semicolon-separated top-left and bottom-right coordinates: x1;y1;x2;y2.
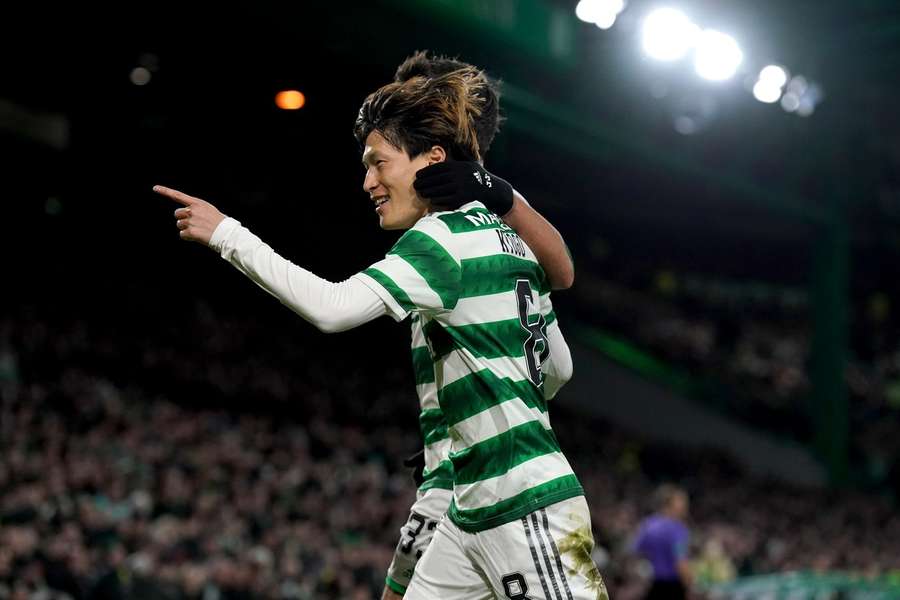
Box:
394;50;503;156
353;66;486;162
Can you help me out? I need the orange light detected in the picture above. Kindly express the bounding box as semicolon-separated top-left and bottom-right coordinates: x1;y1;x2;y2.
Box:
275;90;306;110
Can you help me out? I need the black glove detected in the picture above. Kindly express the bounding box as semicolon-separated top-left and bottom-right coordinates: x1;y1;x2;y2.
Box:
414;161;514;216
403;449;426;487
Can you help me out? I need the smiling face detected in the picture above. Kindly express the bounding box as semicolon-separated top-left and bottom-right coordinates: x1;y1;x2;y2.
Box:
362;131;443;230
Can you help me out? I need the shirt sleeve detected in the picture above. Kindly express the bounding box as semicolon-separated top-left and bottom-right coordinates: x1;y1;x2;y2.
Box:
351;218;462;322
209;217;388;332
542;318;573;400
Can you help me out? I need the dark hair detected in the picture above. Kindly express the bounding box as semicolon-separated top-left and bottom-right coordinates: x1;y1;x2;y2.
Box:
394;50;502;156
654;484;687;512
354;67;485;162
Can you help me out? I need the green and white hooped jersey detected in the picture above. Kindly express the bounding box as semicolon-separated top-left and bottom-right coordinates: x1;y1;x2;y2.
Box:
409;312;454;494
353;202;583;532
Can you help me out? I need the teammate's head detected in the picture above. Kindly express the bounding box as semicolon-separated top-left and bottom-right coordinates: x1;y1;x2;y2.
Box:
654;484;689;519
393;51;502;159
355;68;486;230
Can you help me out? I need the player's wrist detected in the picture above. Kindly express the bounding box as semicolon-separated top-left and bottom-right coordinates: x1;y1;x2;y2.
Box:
413;160;513;214
208;216;240;253
385;576;408;595
478;168;513;216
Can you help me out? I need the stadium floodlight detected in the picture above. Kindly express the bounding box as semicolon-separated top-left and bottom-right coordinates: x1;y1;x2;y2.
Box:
641;8;700;61
577;0;626;29
595;11;618;29
752;80;781;103
600;0;626;16
694;30;743;81
576;0;603;23
759;65;789;89
753;65;788;103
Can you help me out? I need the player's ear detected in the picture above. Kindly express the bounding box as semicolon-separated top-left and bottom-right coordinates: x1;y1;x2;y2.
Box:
426;145;447;165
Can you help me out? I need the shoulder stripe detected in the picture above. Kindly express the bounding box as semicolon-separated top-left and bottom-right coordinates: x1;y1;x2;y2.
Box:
361;268;415;313
390;230;461;310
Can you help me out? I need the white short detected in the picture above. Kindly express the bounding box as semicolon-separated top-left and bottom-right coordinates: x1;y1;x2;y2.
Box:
405;495;609;600
385;488;453;593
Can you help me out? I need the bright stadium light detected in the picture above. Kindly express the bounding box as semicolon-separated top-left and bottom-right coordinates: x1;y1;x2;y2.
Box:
575;0;603;23
752;80;781;103
641;8;700;61
595;11;618;29
753;65;788;103
600;0;626;15
694;30;743;81
759;65;789;89
576;0;626;29
581;1;823;119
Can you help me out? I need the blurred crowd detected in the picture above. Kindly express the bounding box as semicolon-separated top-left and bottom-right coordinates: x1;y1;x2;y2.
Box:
573;264;900;484
2;301;899;599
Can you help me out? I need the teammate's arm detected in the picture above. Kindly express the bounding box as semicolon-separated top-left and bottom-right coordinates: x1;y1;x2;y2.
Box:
153;185;387;332
414;162;574;290
505;190;574;290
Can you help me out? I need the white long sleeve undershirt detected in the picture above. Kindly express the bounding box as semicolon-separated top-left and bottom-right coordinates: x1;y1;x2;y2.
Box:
209;216;573;399
542;321;572;400
209;217;387;333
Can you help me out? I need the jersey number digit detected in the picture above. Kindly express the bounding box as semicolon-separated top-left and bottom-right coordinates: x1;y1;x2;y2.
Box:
515;279;550;386
502;573;532;599
399;513;426;555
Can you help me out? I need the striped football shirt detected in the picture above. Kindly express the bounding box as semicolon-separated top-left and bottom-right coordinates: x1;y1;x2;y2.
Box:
353;201;583;532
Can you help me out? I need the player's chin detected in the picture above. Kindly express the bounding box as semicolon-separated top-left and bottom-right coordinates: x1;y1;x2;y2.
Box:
379;216;403;231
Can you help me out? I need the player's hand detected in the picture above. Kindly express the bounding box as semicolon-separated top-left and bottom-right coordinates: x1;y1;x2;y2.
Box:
153;185;226;247
414;161;514;216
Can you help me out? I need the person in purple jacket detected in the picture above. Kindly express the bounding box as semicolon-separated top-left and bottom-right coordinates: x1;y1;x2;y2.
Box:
633;485;693;600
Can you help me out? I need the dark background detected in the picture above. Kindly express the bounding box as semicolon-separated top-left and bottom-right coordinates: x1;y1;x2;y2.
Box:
3;1;900;598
